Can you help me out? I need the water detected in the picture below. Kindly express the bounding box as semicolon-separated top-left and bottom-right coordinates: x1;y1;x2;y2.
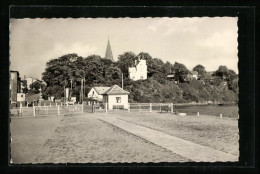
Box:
174;104;239;118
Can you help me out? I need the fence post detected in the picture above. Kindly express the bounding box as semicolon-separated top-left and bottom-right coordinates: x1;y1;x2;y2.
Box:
33;106;36;116
61;102;63;106
82;103;84;113
27;103;28;108
56;103;57;107
150;103;152;112
220;114;222;119
197;112;200;116
57;105;60;115
171;103;173;113
105;103;108;113
160;103;162;112
50;103;51;107
44;103;46;106
20;104;22;116
128;103;130;112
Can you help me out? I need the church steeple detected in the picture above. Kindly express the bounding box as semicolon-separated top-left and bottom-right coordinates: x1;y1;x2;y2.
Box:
105;38;114;62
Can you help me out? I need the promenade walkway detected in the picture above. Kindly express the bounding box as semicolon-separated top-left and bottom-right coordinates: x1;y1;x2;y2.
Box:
99;116;238;162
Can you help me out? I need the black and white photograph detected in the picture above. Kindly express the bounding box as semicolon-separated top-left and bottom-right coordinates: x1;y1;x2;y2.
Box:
9;17;240;164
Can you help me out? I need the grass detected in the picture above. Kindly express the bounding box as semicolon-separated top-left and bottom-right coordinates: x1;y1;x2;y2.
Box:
112;112;239;156
174;105;238;118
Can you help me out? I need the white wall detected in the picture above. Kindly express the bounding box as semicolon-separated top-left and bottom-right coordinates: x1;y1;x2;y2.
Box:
107;95;128;109
17;93;25;102
129;59;147;81
87;88;103;101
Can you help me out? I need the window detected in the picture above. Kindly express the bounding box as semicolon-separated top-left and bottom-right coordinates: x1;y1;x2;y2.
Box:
21;95;23;97
116;97;121;103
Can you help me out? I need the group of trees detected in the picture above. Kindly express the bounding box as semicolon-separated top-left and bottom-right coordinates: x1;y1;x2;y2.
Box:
20;79;46;95
40;52;238;103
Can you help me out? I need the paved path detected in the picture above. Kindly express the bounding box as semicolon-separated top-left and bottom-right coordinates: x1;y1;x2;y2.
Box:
99;116;238;162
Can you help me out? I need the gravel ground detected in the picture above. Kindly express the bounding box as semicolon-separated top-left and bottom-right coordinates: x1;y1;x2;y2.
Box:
10;116;63;163
112;112;239;156
10;111;238;164
11;114;189;163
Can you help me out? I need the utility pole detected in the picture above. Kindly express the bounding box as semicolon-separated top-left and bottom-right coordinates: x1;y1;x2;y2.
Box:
83;75;85;100
81;79;83;104
122;73;123;89
64;85;65;103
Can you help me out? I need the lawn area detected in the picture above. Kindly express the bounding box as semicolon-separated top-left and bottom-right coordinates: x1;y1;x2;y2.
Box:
111;111;239;156
10;114;189;163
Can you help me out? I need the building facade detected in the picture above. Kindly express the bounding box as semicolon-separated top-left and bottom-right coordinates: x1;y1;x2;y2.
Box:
129;58;147;81
17;93;26;102
187;71;199;80
10;71;21;104
87;87;111;102
102;85;130;110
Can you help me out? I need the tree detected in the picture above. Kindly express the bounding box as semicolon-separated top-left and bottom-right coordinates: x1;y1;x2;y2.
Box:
20;80;28;93
215;66;229;80
193;64;206;79
117;52;136;78
162;61;173;74
172;62;189;83
137;52;162;77
29;81;46;94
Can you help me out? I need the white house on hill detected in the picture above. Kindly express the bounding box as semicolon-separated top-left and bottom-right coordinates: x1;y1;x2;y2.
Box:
87;87;110;102
129;57;147;81
102;85;130;110
187;71;199;80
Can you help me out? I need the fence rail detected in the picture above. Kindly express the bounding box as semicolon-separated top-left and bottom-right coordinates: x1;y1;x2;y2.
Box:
11;102;211;117
10;105;83;117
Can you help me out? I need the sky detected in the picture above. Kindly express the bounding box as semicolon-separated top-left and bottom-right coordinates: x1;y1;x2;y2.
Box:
10;17;238;79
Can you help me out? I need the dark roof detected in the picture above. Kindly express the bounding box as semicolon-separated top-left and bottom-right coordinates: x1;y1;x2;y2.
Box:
93;87;111;95
103;85;130;95
10;70;20;75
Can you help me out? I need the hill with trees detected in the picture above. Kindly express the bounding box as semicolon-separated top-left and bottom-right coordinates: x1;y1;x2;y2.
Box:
41;52;238;103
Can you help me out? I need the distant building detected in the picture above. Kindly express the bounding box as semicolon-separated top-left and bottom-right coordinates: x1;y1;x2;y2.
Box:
187;71;198;80
10;71;21;104
102;85;130;110
129;56;147;81
17;93;26;102
87;87;111;102
166;72;175;79
204;71;215;81
104;39;114;61
24;76;36;89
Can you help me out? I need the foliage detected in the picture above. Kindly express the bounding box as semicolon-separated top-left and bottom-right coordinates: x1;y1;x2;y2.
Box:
215;66;229;80
29;81;46;94
117;52;136;77
193;64;206;79
172;62;189;82
41;52;238;103
20;80;28;93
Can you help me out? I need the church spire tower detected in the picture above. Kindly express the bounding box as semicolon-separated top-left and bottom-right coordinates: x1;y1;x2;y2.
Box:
105;38;114;61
